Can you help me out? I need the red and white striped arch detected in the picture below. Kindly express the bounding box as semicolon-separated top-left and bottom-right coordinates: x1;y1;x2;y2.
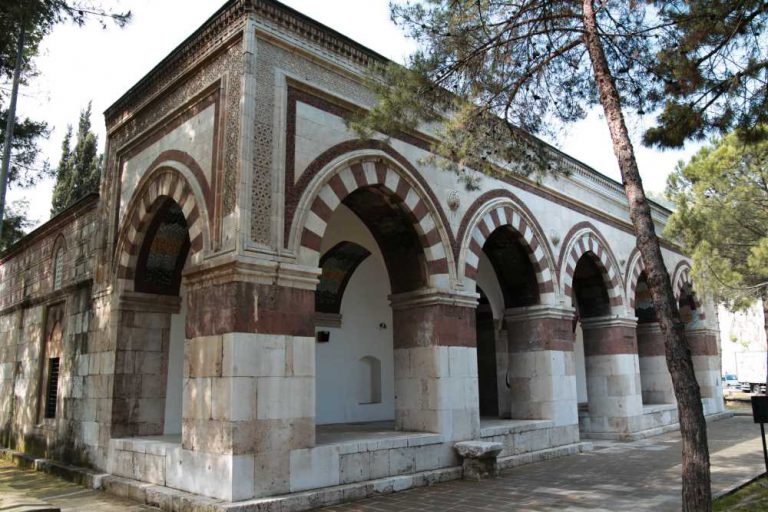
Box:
294;153;455;287
115;166;209;292
560;227;625;313
459;199;556;303
671;262;706;320
625;248;645;310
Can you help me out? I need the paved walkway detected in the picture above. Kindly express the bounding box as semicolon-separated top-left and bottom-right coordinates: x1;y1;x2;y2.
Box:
319;414;764;512
0;415;762;511
0;460;156;511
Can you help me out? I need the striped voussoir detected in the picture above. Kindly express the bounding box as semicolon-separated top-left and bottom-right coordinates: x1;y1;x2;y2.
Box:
116;169;205;285
563;231;624;310
627;253;644;310
464;204;554;295
300;158;449;277
674;266;706;320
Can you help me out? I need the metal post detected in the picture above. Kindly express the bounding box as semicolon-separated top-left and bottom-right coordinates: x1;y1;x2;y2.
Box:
761;422;768;474
0;26;26;241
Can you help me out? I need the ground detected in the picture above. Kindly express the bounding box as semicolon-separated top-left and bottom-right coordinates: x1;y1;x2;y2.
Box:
0;414;763;511
0;462;156;511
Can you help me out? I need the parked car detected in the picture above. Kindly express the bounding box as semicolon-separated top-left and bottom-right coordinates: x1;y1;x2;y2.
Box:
722;373;741;392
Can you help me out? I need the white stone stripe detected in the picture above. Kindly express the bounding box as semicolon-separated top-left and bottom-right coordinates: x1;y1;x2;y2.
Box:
425;241;446;262
511;211;521;232
404;188;420;212
338;167;357;197
482;214;496;234
181;198;196;219
497;208;510;226
304;211;327;238
318;185;342;211
466;250;480;269
189;222;203;243
471;229;486;251
418;213;436;237
362;161;377;185
532;245;545;264
540;267;553;283
568;251;579;271
384;168;400;194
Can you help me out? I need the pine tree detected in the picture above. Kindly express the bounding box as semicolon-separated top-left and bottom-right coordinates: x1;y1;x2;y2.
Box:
50;103;101;215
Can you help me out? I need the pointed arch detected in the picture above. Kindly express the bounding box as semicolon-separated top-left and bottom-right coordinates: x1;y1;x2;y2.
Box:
559;223;624;313
114;166;210;292
625;247;645;310
292;152;456;288
671;261;706;321
50;234;67;291
457;192;557;303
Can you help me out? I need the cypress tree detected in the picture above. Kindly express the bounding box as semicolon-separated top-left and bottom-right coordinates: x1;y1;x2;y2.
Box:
50;103;102;215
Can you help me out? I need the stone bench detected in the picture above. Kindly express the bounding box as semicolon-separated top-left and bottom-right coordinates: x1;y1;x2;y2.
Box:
454;441;503;480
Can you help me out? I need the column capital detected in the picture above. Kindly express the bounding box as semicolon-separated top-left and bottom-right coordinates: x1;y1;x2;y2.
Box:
183;254;320;291
117;290;181;313
636;322;662;335
504;304;575;323
580;315;637;330
389;287;479;310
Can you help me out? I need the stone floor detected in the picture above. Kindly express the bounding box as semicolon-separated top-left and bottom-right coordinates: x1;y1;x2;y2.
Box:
0;460;156;511
0;414;762;512
318;413;764;512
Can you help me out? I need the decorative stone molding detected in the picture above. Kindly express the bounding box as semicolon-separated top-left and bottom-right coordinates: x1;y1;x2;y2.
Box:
503;304;576;322
389;288;479;310
183;254;321;291
117;291;182;314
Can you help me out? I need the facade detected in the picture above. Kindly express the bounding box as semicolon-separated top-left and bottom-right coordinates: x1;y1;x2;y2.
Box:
0;0;724;507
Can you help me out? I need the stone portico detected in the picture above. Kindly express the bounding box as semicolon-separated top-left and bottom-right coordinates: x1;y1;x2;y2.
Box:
0;0;725;508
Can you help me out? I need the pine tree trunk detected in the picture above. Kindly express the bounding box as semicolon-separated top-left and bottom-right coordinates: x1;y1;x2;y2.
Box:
762;294;768;391
581;2;712;510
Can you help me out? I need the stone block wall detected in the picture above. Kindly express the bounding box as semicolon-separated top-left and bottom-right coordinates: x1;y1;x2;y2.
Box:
0;197;101;466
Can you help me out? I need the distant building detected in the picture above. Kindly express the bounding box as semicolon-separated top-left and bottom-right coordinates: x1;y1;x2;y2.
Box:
0;0;725;508
720;301;767;375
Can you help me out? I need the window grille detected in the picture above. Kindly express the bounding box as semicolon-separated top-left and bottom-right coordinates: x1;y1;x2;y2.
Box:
44;357;60;419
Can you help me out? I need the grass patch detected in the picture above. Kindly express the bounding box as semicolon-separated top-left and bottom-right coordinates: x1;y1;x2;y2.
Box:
715;476;768;511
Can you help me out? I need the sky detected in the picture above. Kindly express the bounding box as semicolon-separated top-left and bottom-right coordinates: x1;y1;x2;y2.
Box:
7;0;704;228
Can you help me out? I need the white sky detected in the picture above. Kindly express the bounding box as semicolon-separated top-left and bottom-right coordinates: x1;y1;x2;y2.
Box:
8;0;703;227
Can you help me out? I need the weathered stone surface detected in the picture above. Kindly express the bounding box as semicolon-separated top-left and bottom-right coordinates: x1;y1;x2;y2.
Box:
454;441;503;459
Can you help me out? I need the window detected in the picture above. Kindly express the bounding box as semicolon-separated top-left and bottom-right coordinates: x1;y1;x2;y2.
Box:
44;358;60;418
53;246;64;290
38;304;64;422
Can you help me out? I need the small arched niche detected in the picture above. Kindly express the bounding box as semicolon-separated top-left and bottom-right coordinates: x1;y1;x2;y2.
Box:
358;356;382;405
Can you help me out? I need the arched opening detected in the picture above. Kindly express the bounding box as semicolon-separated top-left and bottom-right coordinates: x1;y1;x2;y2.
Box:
475;226;539;420
475;287;498;417
678;281;721;406
573;252;644;436
113;197;190;438
315;185;427;437
572;253;611;409
634;271;674;406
